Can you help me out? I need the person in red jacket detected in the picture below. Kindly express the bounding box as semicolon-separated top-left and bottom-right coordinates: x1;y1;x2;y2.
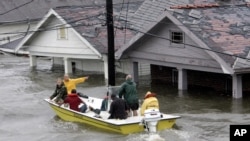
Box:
64;89;87;113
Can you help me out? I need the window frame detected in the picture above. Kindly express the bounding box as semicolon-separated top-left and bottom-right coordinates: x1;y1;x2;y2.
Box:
170;30;185;48
57;26;68;40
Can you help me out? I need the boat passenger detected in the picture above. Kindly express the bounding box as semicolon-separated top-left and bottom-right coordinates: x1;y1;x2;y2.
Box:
64;89;87;113
118;74;139;117
140;91;159;116
63;74;89;94
108;94;128;119
50;78;68;104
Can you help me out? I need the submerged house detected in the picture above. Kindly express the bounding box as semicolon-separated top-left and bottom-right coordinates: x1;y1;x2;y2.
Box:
116;0;250;98
0;0;103;51
14;3;145;80
0;0;144;52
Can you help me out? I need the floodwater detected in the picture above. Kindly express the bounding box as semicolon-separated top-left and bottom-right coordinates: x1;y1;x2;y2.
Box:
0;54;250;141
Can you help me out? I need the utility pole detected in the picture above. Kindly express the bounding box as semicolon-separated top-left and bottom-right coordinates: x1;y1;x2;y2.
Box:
106;0;115;86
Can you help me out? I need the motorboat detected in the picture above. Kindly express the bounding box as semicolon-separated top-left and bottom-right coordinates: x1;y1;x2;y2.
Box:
44;92;180;134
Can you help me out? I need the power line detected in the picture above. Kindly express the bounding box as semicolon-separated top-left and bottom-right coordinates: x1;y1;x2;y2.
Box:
113;24;249;61
0;13;105;35
0;1;142;23
2;1;250;35
1;14;249;63
0;0;35;16
0;2;249;65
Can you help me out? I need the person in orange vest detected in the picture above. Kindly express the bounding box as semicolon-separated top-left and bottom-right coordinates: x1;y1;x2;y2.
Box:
140;91;159;116
63;74;89;94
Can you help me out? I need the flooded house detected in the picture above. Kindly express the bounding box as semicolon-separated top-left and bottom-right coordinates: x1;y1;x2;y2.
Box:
116;0;250;98
13;2;147;81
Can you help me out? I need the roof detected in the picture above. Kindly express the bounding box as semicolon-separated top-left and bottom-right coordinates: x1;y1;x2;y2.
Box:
53;3;141;53
172;0;250;67
117;0;250;71
0;0;144;23
0;37;23;49
15;2;142;54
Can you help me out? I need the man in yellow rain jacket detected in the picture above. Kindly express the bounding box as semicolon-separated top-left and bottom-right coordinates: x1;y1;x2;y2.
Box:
140;91;159;116
63;74;89;94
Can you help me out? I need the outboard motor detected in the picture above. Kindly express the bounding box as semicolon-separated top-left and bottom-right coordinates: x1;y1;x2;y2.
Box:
141;109;162;133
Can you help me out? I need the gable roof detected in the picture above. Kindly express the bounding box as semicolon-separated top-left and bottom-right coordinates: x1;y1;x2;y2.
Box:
15;3;142;55
116;0;250;73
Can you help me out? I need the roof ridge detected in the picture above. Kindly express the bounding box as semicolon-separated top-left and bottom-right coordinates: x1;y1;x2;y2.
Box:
170;2;250;9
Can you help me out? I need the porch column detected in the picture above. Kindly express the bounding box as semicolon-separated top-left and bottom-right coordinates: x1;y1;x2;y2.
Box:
103;55;108;83
29;55;37;67
232;74;242;99
130;62;139;84
63;57;72;74
177;68;187;90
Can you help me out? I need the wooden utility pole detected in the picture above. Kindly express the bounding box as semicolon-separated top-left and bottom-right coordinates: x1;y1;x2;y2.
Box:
106;0;115;86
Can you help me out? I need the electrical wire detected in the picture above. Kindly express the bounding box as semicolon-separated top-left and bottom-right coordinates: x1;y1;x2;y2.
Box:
1;12;249;63
124;0;130;44
1;1;250;67
1;1;250;35
114;0;126;37
0;0;35;16
113;24;250;60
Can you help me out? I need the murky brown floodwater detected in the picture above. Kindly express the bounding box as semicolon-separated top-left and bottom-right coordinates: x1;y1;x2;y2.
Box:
0;54;250;141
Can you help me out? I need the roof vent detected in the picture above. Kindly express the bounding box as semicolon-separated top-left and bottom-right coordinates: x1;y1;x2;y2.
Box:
188;9;202;19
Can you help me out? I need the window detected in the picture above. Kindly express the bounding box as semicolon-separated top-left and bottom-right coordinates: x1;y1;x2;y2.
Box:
171;31;183;44
57;26;67;39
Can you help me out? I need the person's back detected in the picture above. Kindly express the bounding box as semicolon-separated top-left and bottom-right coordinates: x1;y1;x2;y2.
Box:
64;89;83;112
109;94;128;119
140;91;159;116
118;75;139;116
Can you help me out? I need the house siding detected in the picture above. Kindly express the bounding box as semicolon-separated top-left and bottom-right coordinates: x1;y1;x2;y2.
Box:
25;17;100;60
127;18;221;71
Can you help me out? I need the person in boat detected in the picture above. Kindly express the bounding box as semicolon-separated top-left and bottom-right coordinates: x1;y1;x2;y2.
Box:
50;78;68;104
63;89;87;113
108;93;128;119
140;91;159;116
118;74;139;117
63;74;89;94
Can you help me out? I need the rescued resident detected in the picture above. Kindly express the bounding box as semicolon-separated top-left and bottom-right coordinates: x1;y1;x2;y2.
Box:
108;94;128;119
63;74;89;94
118;74;139;116
140;91;159;116
64;89;87;113
50;78;67;104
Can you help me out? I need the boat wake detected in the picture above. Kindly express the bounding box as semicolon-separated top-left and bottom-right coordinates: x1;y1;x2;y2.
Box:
146;134;165;141
128;133;165;141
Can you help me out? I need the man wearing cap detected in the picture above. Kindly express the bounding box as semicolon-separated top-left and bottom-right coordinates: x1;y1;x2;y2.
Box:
140;91;159;116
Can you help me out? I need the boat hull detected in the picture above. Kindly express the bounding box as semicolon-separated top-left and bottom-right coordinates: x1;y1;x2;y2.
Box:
45;99;179;134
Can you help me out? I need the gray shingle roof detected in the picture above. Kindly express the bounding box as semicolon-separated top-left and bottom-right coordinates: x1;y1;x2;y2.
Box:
54;3;141;53
125;0;250;67
172;0;250;65
0;0;144;23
